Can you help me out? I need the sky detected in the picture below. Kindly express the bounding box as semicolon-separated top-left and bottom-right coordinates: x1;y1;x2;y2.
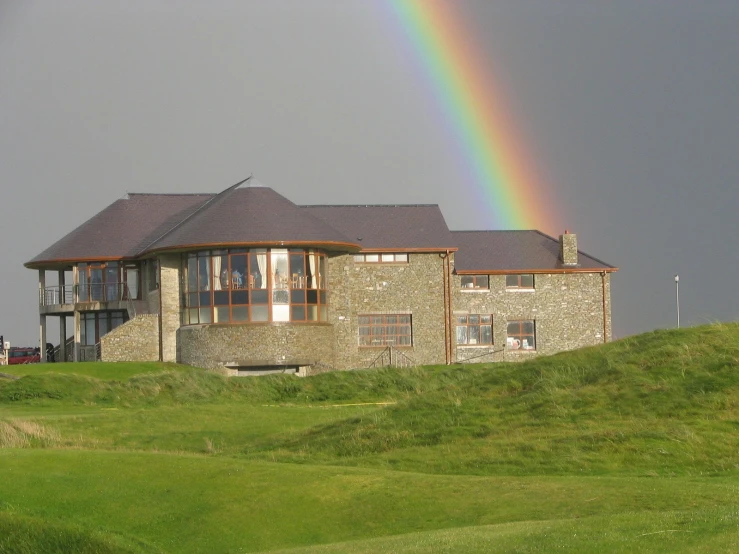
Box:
1;0;738;347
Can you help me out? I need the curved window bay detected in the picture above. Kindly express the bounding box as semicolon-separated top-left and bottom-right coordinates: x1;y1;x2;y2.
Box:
181;248;328;325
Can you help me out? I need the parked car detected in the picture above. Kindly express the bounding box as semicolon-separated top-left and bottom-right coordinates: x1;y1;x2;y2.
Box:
7;347;40;364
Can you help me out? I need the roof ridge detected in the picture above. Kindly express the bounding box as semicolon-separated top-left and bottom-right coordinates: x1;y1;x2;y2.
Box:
135;177;251;255
302;204;439;208
452;229;534;232
127;192;215;197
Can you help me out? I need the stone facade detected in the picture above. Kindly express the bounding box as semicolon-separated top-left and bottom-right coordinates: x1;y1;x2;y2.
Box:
329;252;447;370
451;269;611;363
560;232;578;266
170;252;611;371
100;314;160;362
178;323;335;371
159;254;181;363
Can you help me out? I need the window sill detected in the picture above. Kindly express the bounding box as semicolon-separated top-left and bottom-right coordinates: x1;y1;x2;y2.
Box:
457;344;495;348
460;289;489;293
505;288;536;293
359;345;414;349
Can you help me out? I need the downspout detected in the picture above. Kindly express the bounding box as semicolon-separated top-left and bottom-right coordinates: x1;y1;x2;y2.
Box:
601;272;607;343
158;260;164;361
446;251;452;364
440;251;452;365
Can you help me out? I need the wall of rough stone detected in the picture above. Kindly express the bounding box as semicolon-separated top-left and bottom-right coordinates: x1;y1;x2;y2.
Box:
560;233;579;266
159;254;181;363
151;248;612;372
100;314;160;362
328;253;448;370
451;269;612;364
178;323;335;370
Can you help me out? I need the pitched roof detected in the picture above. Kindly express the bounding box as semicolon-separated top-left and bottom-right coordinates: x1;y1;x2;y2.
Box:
452;230;617;273
146;184;359;252
25;193;212;267
301;204;457;251
26;182;616;273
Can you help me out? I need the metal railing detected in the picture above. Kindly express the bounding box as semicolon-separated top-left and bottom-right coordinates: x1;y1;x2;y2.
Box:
79;343;101;362
40;285;75;305
40;282;139;308
369;345;417;369
52;337;75;362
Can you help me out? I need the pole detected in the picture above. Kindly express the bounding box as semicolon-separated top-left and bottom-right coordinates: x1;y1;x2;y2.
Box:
674;274;680;328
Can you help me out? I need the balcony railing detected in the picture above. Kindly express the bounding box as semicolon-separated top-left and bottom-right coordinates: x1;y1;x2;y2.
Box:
40;283;139;307
79;344;101;362
41;285;76;306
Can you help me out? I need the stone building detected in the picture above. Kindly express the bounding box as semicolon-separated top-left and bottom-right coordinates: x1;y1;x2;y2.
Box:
26;178;617;374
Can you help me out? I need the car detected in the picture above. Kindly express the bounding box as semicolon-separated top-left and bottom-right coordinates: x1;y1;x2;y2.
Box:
7;347;40;365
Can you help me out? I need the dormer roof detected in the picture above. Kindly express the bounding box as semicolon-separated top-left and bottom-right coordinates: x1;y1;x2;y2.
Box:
146;183;360;253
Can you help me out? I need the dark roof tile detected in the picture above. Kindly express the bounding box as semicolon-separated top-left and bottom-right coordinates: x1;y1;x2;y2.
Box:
302;205;456;251
452;230;616;272
148;186;358;251
26;194;212;266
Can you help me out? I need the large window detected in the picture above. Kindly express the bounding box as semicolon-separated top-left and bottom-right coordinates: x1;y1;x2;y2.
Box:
505;274;534;289
77;262;140;302
80;311;128;345
353;253;408;263
506;320;536;351
460;275;489;290
456;314;493;345
181;248;328;325
358;314;412;347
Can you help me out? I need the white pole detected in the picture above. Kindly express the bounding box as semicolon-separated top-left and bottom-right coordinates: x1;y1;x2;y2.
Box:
674;274;680;328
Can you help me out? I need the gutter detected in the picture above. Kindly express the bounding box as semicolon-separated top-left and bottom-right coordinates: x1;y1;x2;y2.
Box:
601;272;608;343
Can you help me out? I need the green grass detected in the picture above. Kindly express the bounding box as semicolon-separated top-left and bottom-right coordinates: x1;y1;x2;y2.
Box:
2;361;188;380
1;322;738;552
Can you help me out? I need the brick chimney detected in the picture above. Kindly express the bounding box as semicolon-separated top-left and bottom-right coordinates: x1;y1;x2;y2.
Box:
559;230;578;266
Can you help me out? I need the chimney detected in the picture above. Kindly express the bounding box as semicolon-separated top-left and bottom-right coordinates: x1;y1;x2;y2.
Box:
559;230;578;266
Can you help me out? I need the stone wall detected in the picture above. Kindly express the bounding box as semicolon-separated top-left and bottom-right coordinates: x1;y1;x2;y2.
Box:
159;254;181;363
451;269;611;364
178;323;335;370
153;248;612;372
329;252;447;370
100;314;160;362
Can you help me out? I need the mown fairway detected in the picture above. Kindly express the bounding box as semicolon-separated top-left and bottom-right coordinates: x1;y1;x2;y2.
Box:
1;323;739;553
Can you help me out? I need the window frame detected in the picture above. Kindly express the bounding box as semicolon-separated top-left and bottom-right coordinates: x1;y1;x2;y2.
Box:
505;274;535;290
358;314;413;348
460;275;489;290
181;248;328;325
353;253;409;264
506;320;536;351
456;314;493;346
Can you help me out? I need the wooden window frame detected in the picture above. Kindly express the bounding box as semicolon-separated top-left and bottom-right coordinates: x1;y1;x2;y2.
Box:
456;314;493;346
505;274;535;289
506;320;536;351
358;314;413;347
460;275;489;290
353;253;409;264
181;248;328;325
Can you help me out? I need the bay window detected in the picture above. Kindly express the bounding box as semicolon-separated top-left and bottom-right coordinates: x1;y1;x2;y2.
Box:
181;248;328;324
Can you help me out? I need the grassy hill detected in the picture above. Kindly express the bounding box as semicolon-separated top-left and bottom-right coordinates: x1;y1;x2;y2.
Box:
1;323;738;552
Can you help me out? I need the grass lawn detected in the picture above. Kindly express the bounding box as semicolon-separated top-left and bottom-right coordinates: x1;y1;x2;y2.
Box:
2;361;188;380
1;322;738;552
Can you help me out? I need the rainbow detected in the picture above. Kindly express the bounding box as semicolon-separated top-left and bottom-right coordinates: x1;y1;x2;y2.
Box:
388;0;555;230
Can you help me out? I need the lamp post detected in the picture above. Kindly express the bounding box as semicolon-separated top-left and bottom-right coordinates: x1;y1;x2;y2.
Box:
674;274;680;328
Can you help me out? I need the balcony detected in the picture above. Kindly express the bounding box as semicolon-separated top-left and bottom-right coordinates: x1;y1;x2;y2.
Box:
39;282;140;315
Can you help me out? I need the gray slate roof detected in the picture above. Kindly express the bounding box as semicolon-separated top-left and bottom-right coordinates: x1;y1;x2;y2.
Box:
26;193;212;266
452;230;616;272
301;205;457;251
26;182;616;274
147;186;358;252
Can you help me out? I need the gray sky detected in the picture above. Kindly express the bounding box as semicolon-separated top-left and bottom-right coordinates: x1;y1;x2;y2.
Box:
1;0;738;346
